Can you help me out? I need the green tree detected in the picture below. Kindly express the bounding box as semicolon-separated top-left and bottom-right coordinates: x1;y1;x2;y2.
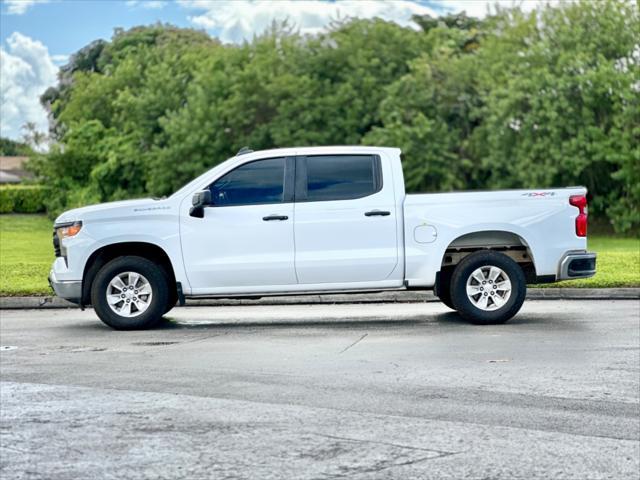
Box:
0;137;33;156
148;19;426;195
32;2;639;232
33;26;217;211
469;0;639;231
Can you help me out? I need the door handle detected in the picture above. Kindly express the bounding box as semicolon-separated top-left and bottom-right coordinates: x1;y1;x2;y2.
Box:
263;215;289;221
364;210;391;217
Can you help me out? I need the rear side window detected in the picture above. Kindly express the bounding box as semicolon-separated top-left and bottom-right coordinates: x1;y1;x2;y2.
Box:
209;157;285;206
302;155;381;202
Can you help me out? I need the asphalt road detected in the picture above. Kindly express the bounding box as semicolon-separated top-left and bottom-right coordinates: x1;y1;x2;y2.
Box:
1;300;639;479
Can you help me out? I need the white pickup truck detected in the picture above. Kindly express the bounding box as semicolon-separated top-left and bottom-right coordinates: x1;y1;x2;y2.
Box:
49;146;596;329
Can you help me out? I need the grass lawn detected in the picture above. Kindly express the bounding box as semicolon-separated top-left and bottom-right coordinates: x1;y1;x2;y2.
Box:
0;214;638;296
544;236;639;288
1;215;54;296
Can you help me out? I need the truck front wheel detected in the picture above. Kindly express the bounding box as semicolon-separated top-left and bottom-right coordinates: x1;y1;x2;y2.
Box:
450;251;526;325
91;256;169;330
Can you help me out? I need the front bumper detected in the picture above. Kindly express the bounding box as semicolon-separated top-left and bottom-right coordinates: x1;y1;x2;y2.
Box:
48;269;82;304
558;252;597;280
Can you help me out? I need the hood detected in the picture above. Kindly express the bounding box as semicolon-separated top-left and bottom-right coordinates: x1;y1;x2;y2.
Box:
54;198;169;224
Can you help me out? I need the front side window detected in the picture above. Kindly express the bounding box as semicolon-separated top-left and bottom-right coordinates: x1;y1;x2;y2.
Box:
209;157;285;206
304;155;381;201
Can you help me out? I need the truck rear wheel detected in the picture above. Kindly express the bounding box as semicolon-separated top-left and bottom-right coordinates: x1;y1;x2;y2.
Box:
91;256;169;330
450;251;526;325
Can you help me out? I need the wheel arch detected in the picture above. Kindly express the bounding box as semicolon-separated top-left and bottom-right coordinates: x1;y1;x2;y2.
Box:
81;241;178;306
436;229;538;291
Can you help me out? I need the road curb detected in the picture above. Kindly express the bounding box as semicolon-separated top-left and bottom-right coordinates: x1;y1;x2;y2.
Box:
1;288;638;310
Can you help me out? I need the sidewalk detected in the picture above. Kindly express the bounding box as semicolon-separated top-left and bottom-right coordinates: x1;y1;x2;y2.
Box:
1;288;638;309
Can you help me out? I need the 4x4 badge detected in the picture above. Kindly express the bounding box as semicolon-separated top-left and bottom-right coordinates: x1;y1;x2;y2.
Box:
521;192;556;197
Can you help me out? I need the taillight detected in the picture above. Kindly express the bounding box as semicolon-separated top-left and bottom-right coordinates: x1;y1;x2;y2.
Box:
569;195;588;237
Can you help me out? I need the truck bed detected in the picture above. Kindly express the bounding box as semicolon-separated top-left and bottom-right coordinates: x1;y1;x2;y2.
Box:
402;187;588;286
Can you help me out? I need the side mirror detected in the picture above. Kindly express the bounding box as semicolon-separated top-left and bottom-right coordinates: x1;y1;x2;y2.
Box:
189;190;212;218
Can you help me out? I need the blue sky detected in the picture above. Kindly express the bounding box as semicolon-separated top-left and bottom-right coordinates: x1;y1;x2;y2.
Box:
0;0;534;141
1;1;194;62
1;1;473;58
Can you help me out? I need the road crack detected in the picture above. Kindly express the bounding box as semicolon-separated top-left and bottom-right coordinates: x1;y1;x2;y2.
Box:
339;333;368;354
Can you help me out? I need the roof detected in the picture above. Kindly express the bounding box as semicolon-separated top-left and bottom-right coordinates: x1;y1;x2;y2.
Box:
235;145;401;162
0;171;22;183
0;156;29;170
0;156;32;184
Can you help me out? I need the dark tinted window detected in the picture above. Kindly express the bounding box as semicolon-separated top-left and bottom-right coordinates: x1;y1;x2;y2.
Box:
209;157;285;206
305;155;380;201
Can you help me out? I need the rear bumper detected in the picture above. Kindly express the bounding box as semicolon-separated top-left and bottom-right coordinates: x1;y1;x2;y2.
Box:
48;269;82;304
558;252;597;280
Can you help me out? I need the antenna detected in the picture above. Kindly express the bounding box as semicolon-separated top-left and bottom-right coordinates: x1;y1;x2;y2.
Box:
236;146;253;156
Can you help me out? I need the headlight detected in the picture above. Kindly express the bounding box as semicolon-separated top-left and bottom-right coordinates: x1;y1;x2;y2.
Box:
55;221;83;239
53;221;83;259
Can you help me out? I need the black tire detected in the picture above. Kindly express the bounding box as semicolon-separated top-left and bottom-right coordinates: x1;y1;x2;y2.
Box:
91;256;169;330
437;269;455;310
450;251;526;325
164;301;176;315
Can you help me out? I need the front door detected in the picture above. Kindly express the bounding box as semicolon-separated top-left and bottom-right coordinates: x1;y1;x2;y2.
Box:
293;154;400;285
180;156;296;294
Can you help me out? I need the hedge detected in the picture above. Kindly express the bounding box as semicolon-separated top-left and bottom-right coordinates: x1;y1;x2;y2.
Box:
0;185;49;214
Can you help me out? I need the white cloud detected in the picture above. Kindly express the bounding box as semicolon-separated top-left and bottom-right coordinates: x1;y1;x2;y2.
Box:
125;0;166;9
0;32;58;140
178;0;582;42
440;0;578;18
179;0;439;43
438;0;499;17
3;0;49;15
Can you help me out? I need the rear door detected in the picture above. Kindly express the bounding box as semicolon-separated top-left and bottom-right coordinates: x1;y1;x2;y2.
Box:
293;154;400;285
